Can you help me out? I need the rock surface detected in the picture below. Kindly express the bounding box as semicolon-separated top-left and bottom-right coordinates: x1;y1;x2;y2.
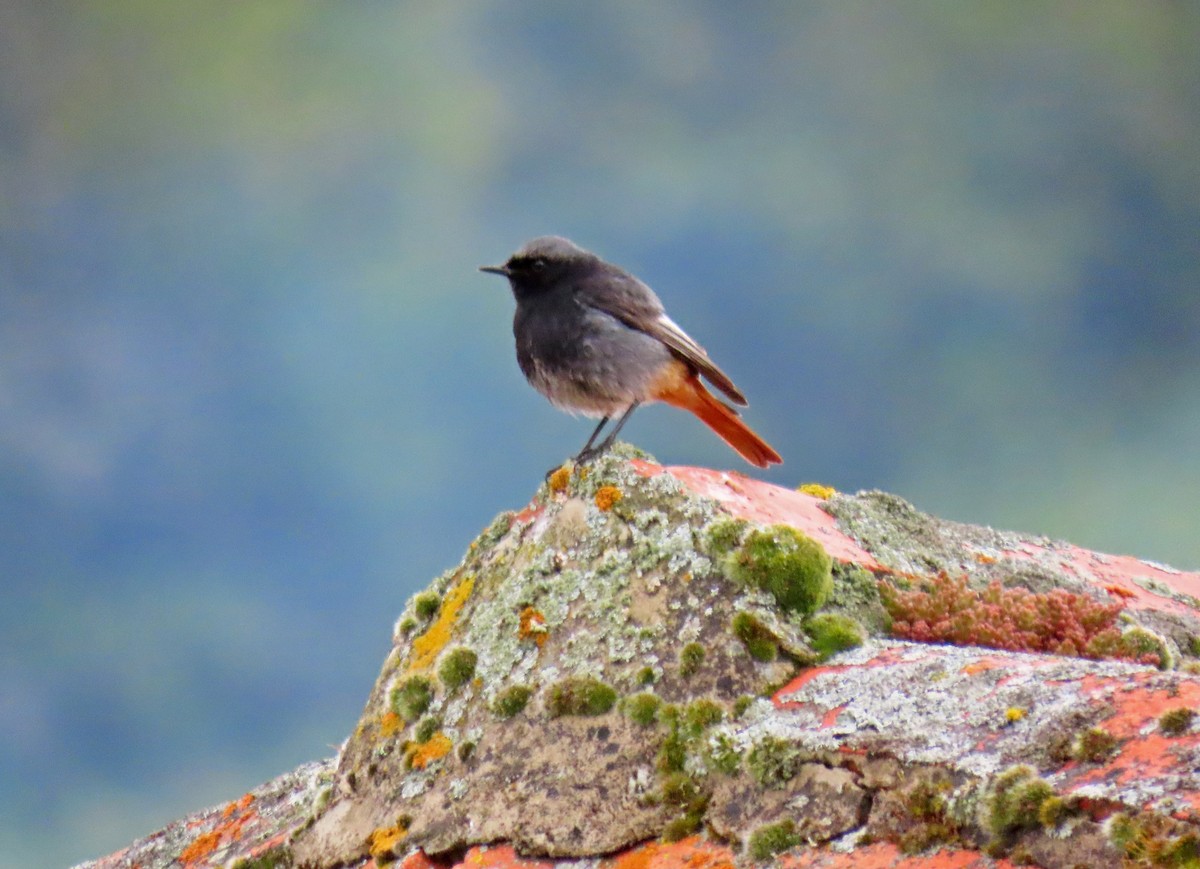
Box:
76;446;1200;869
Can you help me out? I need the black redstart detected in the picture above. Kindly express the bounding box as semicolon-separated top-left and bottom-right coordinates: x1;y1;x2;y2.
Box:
480;236;782;469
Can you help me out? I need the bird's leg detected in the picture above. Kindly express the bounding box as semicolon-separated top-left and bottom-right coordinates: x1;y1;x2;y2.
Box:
576;402;640;464
545;415;610;480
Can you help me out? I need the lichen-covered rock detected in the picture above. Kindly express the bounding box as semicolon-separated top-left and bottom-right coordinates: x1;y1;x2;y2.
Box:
77;445;1200;869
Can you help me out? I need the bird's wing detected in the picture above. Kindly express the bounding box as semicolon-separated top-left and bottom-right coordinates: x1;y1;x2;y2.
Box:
579;269;748;406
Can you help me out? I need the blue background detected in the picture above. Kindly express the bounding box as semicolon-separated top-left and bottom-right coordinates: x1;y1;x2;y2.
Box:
2;4;1198;865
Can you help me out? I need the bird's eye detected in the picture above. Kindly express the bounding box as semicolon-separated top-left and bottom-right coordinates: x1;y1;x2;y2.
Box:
531;258;547;271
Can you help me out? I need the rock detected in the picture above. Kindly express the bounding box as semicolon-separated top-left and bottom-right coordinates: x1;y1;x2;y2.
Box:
76;445;1200;869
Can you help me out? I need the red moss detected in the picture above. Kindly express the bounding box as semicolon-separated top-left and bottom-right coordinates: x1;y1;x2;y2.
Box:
881;572;1159;665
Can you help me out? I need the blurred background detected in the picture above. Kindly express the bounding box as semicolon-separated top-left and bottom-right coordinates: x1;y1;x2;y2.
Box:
2;2;1197;865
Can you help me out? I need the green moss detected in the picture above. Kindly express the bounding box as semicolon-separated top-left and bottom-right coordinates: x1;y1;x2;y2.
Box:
1160;707;1196;736
657;716;687;773
491;685;533;719
705;517;749;556
728;525;833;615
636;666;657;686
624;692;662;727
397;617;417;636
987;765;1056;837
414;591;441;621
732;695;754;718
682;698;723;735
804;612;865;660
1107;811;1200;866
438;647;477;691
896;779;961;854
660;772;698;805
662;813;703;843
747;736;801;788
413;716;441;743
390;676;433;722
1122;627;1173;670
748;819;800;861
230;848;292;869
546;676;617;718
732;612;777;662
1072;726;1118;762
457;741;476;762
1037;795;1067;829
707;732;741;775
678;642;706;678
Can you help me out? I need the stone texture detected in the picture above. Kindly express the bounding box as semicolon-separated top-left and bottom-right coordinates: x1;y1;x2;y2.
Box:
76;445;1200;869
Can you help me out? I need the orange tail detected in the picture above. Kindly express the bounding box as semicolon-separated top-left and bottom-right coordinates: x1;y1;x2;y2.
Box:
654;368;783;469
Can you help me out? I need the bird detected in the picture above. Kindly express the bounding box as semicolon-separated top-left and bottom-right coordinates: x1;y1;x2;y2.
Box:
480;236;782;470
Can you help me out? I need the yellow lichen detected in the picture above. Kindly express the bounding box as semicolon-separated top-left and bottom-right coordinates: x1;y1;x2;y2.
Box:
408;575;475;672
594;485;623;511
379;710;404;738
368;822;408;860
407;732;453;770
1005;706;1027;724
548;464;572;493
798;483;836;499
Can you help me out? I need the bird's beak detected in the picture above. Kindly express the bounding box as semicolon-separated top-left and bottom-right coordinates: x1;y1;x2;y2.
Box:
479;264;510;276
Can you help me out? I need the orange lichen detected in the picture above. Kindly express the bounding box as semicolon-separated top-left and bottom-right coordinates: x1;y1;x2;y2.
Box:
380;710;404;738
178;793;258;866
178;830;221;865
409;576;475;672
798;483;836;500
594;485;623;511
407;732;453;770
519;606;548;647
548;465;572;493
369;822;409;861
1105;583;1137;599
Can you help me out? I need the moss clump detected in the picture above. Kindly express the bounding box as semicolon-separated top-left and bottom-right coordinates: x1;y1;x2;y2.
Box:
804;612;865;660
707;733;741;775
661;813;702;843
438;647;477;691
682;698;723;735
231;848;292;869
623;692;661;727
413;591;441;621
457;741;475;762
897;778;961;854
732;695;754;718
1160;707;1196;736
657;712;687;773
491;685;533;719
748;819;800;860
546;676;617;718
705;517;749;556
1037;795;1068;829
728;525;833;615
659;772;698;805
390;676;434;722
1108;811;1200;866
747;736;802;788
413;716;440;743
1072;726;1118;762
636;666;657;686
678;643;706;678
396;617;417;637
1121;626;1173;670
732;612;777;662
987;766;1056;838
